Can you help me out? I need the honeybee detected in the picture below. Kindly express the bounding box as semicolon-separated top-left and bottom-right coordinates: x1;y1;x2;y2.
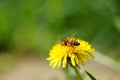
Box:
61;32;80;47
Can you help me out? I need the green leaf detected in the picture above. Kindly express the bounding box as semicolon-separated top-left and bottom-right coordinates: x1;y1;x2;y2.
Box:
85;70;96;80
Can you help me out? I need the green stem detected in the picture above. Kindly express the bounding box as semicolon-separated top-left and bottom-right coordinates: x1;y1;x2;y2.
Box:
73;66;83;80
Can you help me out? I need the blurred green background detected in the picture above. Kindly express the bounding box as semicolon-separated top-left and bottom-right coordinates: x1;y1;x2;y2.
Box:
0;0;120;79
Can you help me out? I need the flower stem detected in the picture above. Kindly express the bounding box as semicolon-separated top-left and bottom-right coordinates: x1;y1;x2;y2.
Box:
73;66;83;80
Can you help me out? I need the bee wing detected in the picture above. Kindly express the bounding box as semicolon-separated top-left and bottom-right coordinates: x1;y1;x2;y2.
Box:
70;31;78;39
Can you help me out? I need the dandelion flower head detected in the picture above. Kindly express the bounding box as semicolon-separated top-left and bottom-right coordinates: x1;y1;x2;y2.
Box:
47;37;95;68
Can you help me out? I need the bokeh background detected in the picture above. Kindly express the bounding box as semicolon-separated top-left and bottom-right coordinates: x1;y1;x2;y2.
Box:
0;0;120;80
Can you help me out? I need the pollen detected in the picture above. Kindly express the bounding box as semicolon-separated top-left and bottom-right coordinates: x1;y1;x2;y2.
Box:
47;38;95;68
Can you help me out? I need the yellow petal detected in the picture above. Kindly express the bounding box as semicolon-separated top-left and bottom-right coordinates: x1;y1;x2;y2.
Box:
86;52;94;59
50;59;55;67
52;61;58;68
71;55;75;66
57;57;62;68
62;55;67;68
78;54;84;66
75;55;79;64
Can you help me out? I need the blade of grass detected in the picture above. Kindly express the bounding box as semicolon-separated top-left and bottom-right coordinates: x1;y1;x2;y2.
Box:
85;70;96;80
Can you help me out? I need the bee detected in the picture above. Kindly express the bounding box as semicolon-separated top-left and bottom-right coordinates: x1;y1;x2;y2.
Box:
61;32;80;47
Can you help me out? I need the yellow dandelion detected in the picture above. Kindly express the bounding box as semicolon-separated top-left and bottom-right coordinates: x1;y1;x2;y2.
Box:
47;37;95;68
